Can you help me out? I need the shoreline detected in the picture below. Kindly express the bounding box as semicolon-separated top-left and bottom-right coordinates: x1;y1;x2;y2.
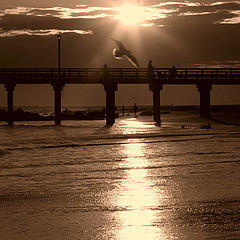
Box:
0;105;239;126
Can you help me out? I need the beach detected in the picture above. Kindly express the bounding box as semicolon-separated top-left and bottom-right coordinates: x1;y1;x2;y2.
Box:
0;108;239;239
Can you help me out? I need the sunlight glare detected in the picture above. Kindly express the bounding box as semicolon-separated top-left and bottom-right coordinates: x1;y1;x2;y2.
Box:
121;118;152;135
116;140;164;239
116;4;144;25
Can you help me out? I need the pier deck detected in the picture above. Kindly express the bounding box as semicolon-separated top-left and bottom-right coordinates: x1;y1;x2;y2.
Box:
0;67;240;125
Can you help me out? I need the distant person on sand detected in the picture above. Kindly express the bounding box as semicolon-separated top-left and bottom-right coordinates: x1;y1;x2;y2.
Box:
133;103;138;117
121;105;125;116
102;107;106;117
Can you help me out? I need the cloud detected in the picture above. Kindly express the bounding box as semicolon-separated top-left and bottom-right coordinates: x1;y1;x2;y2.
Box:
133;1;240;26
217;10;240;24
0;1;240;38
0;29;93;37
153;1;201;7
0;2;207;26
0;1;239;69
179;11;213;16
176;1;240;24
1;1;239;27
3;6;33;15
191;60;240;68
0;5;115;20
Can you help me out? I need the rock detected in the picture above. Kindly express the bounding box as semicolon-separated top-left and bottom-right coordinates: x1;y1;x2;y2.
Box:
139;110;153;116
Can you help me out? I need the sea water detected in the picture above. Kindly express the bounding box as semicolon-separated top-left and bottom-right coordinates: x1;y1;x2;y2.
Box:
0;111;239;240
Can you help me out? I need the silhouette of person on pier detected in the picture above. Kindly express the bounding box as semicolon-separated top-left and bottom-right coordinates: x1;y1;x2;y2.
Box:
170;66;177;79
133;103;138;117
172;66;177;73
148;60;154;72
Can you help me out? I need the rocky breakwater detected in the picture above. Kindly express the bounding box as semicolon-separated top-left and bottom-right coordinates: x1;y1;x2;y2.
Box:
0;108;119;121
0;108;54;121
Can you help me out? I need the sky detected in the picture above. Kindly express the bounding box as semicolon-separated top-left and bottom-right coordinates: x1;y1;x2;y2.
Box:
0;0;239;107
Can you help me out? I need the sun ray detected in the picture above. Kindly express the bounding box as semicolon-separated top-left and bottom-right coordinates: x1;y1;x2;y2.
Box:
116;3;144;26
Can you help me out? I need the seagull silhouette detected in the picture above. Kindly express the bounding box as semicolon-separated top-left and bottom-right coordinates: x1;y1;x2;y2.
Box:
111;38;140;68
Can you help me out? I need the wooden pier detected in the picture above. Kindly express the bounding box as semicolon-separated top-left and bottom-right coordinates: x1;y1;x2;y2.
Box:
0;63;240;125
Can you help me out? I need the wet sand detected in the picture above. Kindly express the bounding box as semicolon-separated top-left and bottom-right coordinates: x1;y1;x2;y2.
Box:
0;110;239;240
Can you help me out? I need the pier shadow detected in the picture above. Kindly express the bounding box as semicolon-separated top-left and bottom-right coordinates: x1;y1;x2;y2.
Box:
210;116;240;126
210;106;240;126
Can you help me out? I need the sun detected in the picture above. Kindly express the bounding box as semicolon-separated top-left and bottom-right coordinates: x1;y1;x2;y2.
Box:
116;4;144;26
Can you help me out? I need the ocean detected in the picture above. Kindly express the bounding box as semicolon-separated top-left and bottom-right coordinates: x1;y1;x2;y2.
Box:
0;107;240;240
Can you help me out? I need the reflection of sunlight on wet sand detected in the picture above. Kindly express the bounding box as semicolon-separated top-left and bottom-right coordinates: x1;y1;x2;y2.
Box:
117;137;166;239
121;118;153;134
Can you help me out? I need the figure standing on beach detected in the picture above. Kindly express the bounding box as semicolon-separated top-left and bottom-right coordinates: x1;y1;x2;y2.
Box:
102;107;106;117
121;105;125;116
133;103;138;117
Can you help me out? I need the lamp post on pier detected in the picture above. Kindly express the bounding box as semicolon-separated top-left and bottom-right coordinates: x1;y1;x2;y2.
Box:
57;33;61;69
52;32;64;125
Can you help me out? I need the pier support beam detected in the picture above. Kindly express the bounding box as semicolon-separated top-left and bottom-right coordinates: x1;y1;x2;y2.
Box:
148;61;163;125
197;81;212;118
105;89;116;125
52;83;65;125
4;83;16;126
102;64;117;125
152;90;161;124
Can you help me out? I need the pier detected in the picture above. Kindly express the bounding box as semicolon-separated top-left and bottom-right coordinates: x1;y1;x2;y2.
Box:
0;64;240;125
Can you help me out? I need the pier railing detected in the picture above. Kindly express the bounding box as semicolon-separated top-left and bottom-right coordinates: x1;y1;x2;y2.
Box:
0;68;240;84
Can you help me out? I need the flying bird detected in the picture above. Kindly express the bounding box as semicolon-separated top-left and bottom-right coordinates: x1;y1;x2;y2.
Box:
111;38;140;68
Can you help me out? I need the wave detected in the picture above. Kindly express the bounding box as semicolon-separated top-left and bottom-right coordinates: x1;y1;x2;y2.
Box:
0;159;123;170
1;159;240;177
3;132;217;152
85;159;240;174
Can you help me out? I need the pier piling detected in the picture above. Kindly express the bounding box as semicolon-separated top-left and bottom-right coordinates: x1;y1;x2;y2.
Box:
148;61;163;125
52;83;65;125
152;90;161;124
197;81;212;118
105;89;116;125
4;83;15;126
102;64;118;125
